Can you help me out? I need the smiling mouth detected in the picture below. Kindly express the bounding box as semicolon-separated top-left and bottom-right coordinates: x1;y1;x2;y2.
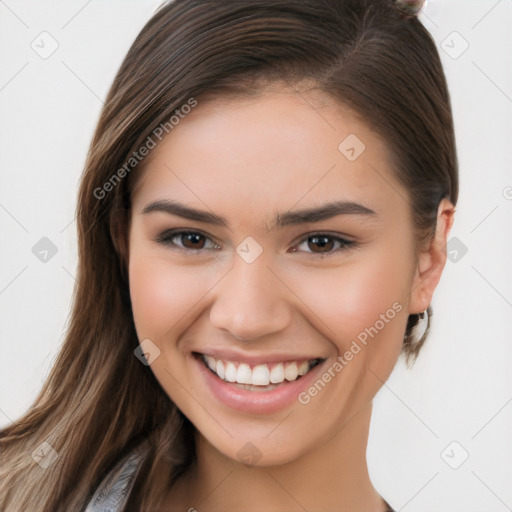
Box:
194;352;324;391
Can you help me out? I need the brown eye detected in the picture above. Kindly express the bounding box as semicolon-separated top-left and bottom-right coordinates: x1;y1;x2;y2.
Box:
307;235;335;253
292;233;355;257
180;232;206;249
155;230;219;252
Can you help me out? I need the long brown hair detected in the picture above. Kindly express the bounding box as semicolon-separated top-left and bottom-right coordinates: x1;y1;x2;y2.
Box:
0;0;458;510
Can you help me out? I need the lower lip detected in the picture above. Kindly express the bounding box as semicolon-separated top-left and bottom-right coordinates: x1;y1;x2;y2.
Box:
193;354;327;414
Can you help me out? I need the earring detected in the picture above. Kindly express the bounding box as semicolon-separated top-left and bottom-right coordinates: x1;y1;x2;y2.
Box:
412;308;430;341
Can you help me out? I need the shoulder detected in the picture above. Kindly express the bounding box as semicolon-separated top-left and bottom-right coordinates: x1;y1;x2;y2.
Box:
82;439;150;512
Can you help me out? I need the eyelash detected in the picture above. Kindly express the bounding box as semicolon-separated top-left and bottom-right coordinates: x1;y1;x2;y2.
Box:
154;229;356;258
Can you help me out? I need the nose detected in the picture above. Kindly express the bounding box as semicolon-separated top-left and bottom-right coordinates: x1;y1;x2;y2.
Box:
209;252;293;342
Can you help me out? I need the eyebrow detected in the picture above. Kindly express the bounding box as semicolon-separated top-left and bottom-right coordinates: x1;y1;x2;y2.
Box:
141;199;376;228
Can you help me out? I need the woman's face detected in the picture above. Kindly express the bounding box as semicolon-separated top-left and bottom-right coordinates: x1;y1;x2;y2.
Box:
127;87;426;465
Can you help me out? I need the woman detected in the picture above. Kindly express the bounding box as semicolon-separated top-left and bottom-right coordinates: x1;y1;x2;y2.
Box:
0;0;458;510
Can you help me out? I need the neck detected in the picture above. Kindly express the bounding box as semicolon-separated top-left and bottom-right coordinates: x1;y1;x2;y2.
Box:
165;402;387;511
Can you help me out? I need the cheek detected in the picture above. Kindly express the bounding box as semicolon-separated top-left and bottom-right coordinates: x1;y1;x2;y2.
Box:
280;250;412;428
128;249;210;343
287;246;412;368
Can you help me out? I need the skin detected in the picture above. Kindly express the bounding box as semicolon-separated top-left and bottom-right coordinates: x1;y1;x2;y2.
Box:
127;84;454;511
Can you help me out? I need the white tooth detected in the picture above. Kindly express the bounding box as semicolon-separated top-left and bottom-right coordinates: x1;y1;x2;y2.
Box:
269;363;285;384
205;355;216;371
236;363;252;384
284;362;299;381
216;360;225;380
252;364;270;386
225;361;237;382
298;361;309;376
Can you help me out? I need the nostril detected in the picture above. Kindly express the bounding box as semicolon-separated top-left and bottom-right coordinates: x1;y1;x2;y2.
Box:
231;333;257;342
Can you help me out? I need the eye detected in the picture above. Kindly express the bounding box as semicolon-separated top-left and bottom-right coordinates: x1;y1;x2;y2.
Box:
155;230;220;252
291;233;355;257
155;229;355;257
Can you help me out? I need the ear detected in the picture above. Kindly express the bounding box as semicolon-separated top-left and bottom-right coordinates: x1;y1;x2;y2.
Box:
408;198;456;314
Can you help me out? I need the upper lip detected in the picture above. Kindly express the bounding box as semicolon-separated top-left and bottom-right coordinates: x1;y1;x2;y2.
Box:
193;349;325;366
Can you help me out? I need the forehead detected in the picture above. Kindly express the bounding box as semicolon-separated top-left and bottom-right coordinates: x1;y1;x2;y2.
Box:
131;88;407;227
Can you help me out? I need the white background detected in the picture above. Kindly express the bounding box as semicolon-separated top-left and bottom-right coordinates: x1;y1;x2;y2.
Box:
1;1;511;510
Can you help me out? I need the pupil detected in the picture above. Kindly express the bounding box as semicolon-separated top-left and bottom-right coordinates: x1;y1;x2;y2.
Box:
309;236;333;252
183;233;204;249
